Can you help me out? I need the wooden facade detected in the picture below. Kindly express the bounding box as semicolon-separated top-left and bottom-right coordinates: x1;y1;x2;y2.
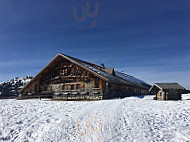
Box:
20;53;150;100
150;83;186;101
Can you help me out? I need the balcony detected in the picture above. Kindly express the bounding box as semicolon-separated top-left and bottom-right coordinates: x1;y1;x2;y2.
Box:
52;88;103;100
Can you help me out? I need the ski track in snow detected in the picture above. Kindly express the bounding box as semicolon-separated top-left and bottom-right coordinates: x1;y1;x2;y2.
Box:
0;95;190;142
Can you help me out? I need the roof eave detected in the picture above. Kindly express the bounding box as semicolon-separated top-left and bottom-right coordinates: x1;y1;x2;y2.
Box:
20;54;61;93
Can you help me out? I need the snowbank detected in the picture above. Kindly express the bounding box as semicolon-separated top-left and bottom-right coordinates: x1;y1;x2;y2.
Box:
0;76;32;97
182;94;190;100
0;95;190;142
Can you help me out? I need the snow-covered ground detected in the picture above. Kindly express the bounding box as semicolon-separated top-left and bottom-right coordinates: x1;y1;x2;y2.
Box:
0;95;190;142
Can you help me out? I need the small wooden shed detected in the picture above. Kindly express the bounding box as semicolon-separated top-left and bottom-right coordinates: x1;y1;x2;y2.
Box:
149;83;186;101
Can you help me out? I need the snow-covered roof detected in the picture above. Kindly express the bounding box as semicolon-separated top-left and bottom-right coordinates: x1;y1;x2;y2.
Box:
115;71;150;89
80;63;132;85
150;83;186;91
67;54;150;88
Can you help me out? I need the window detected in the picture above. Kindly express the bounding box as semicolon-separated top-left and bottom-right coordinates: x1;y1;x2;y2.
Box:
160;92;162;96
71;85;74;90
76;84;80;90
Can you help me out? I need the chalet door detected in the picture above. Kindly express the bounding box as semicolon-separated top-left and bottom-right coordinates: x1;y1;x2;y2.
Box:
164;94;166;100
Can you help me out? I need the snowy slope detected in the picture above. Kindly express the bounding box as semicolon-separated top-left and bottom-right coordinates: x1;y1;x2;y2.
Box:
0;95;190;142
0;76;33;97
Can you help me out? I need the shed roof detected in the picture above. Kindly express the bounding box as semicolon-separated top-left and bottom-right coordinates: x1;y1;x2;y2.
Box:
150;83;185;91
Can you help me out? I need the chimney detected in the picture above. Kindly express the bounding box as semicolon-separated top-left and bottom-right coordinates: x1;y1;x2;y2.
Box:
101;63;105;69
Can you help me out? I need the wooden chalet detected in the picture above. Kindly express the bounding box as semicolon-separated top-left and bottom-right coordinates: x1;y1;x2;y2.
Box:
20;53;151;100
150;83;186;101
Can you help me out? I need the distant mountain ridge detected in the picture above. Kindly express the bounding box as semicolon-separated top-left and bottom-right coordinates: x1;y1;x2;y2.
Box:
0;76;33;98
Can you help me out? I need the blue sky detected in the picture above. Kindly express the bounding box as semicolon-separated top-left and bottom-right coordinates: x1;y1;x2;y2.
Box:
0;0;190;89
